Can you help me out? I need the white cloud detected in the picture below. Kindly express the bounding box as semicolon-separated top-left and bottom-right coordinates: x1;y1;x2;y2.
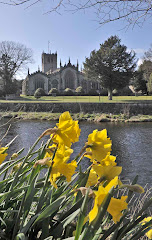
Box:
128;48;145;55
137;58;143;67
133;48;145;54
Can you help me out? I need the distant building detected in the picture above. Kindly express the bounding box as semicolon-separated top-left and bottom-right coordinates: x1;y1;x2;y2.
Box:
22;51;99;95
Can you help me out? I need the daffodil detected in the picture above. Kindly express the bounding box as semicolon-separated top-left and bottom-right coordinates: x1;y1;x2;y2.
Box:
89;176;128;223
0;147;8;165
107;196;128;223
142;217;152;239
86;168;98;187
86;129;112;162
34;144;77;188
92;164;122;183
99;154;117;166
147;230;152;240
40;111;81;147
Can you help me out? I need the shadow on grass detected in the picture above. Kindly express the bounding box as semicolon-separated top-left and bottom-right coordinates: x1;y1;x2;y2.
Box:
120;100;152;104
16;96;60;102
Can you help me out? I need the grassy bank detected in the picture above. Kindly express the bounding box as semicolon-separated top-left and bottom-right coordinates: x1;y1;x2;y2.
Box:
1;95;152;103
1;111;152;122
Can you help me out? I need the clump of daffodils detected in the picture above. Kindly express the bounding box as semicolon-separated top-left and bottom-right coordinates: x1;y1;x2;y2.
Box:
0;111;151;240
35;111;149;231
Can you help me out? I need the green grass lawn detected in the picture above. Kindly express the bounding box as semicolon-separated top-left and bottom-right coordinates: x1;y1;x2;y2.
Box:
1;95;152;103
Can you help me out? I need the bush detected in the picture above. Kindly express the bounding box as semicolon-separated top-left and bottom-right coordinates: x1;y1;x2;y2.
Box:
34;88;46;99
64;88;74;96
75;86;85;95
88;89;98;96
113;87;134;96
48;88;59;96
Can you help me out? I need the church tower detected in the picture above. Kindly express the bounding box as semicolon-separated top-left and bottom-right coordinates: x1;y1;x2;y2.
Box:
42;51;57;73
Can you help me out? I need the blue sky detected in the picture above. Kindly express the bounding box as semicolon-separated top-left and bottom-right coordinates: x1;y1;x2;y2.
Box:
0;0;151;79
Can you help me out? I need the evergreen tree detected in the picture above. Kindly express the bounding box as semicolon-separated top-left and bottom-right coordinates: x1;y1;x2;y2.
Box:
139;60;152;82
0;54;17;94
84;36;136;100
131;71;147;94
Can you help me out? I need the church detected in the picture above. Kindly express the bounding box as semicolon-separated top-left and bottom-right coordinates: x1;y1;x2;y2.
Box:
22;51;99;95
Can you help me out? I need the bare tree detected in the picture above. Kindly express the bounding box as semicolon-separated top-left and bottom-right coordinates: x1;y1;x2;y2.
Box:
0;41;33;77
0;41;33;94
1;0;152;27
144;44;152;61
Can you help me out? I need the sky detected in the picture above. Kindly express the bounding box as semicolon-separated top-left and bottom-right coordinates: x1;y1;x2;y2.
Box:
0;0;152;79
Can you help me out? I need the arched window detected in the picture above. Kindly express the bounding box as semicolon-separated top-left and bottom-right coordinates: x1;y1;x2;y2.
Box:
51;79;58;89
64;70;75;89
35;78;44;90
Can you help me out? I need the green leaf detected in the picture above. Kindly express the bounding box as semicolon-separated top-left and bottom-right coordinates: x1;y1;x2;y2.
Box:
23;167;40;219
33;196;65;225
51;208;80;238
20;215;39;235
43;237;53;240
129;219;152;240
0;216;6;226
15;233;25;240
117;214;147;239
74;189;89;240
59;197;83;222
75;169;90;202
0;186;29;204
63;208;80;228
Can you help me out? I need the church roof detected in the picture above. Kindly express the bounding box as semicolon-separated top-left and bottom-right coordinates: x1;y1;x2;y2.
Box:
28;70;48;78
46;68;60;75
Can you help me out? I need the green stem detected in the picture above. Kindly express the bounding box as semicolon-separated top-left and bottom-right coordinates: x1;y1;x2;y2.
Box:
8;137;42;239
10;136;41;191
36;141;56;213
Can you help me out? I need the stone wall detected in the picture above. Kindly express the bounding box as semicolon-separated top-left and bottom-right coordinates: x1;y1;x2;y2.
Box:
0;102;152;115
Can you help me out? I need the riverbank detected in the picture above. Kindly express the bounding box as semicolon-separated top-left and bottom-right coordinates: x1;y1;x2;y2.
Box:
1;111;152;122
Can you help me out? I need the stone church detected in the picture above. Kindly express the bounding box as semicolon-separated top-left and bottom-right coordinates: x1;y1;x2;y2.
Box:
22;52;99;95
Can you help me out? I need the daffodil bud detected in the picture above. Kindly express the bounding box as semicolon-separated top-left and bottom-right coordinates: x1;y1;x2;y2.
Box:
11;153;18;160
74;187;95;198
33;157;51;168
119;184;144;194
40;128;58;138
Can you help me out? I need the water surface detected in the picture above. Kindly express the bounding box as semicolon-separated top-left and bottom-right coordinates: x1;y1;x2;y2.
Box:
0;119;152;186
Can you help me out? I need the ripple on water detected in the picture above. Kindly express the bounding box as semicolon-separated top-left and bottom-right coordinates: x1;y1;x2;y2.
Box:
0;120;152;187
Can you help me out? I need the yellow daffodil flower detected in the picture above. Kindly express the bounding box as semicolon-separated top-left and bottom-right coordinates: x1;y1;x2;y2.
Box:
107;196;128;223
142;217;152;239
98;154;117;166
86;129;112;162
89;176;127;223
34;144;77;188
147;230;152;240
0;147;8;165
92;164;122;183
86;169;98;187
40;111;81;147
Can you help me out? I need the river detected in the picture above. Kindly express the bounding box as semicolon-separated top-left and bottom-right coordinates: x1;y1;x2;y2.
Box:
0;119;152;187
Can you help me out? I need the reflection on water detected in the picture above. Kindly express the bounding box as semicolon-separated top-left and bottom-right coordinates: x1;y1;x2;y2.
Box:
0;119;152;187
